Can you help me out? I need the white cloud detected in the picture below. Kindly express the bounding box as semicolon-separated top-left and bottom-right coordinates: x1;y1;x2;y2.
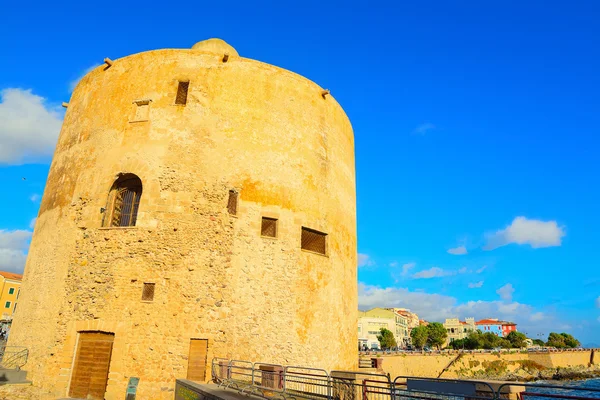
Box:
0;88;63;165
413;122;435;135
476;265;487;274
468;281;484;288
29;193;41;202
484;216;565;250
0;229;32;273
69;64;101;92
448;246;467;255
496;283;515;302
412;267;452;279
358;253;374;267
596;296;600;309
29;218;37;230
458;267;468;274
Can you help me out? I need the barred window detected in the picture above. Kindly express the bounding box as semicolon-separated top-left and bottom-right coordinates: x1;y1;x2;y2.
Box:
104;174;143;227
261;217;277;238
142;283;155;301
301;227;327;255
175;81;189;105
227;190;238;215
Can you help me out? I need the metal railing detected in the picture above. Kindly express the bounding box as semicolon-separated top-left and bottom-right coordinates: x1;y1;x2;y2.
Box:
211;358;600;400
0;346;28;370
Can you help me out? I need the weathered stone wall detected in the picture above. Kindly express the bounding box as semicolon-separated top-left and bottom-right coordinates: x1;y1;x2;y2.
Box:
9;44;357;400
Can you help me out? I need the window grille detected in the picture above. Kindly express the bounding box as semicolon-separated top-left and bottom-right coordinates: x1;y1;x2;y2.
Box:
105;174;143;227
142;283;155;301
301;227;327;255
261;217;277;238
176;81;189;105
227;190;238;215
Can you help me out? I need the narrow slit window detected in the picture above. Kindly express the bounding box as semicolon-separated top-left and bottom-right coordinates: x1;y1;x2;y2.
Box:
142;283;155;301
176;81;189;105
227;190;238;215
261;217;278;238
301;227;327;255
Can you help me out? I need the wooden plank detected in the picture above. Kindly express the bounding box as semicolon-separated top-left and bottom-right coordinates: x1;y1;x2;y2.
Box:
187;339;208;381
69;332;114;400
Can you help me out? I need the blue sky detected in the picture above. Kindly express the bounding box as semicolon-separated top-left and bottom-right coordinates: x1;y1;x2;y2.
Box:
0;1;599;345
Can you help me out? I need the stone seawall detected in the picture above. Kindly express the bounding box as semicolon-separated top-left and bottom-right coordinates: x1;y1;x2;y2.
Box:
374;350;598;380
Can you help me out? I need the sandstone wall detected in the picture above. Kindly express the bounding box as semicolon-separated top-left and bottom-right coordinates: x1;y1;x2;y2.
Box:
376;351;595;380
9;46;357;400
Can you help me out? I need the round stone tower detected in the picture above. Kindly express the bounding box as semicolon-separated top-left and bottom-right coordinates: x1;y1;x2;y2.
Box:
9;39;357;399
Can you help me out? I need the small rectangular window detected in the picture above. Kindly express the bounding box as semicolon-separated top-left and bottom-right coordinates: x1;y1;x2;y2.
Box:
301;227;327;255
176;81;190;105
142;283;155;301
4;301;10;308
227;190;238;215
131;99;151;122
261;217;278;238
8;288;14;295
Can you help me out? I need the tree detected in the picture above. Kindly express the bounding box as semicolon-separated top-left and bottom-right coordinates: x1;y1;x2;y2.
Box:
426;322;448;349
376;328;397;350
532;339;545;346
506;331;528;348
560;333;580;348
499;339;512;349
481;332;502;349
410;326;428;349
464;331;483;349
546;332;567;348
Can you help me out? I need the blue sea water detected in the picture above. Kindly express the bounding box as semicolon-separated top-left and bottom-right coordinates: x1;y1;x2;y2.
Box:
529;378;600;399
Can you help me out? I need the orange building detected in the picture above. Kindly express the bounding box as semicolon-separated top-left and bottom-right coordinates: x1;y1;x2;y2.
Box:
0;271;22;322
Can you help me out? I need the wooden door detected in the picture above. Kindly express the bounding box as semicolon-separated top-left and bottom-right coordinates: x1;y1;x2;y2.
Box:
187;339;208;381
69;332;114;399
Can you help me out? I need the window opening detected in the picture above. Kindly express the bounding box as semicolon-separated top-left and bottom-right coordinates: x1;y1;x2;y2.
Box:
8;288;14;295
301;227;327;255
261;217;278;238
142;283;155;301
176;81;190;105
104;174;143;227
227;190;238;215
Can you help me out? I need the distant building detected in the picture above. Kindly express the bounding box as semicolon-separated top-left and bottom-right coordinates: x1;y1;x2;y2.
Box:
385;308;419;346
0;271;22;324
443;317;475;345
358;308;411;349
475;318;517;337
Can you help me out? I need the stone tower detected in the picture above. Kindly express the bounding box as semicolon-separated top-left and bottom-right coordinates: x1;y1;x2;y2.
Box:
9;39;357;399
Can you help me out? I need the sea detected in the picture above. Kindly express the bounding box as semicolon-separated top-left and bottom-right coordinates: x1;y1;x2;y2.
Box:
530;378;600;399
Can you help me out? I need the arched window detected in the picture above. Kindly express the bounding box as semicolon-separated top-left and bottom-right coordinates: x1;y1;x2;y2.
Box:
104;174;142;227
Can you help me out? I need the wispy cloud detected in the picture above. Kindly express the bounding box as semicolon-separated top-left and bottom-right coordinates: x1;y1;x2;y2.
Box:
413;267;452;279
413;122;435;135
412;266;469;279
0;88;63;165
29;193;40;202
69;64;101;92
596;296;600;308
468;281;484;288
484;216;565;250
496;283;515;302
358;253;374;268
476;265;487;274
29;218;37;230
447;245;467;255
401;262;416;276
